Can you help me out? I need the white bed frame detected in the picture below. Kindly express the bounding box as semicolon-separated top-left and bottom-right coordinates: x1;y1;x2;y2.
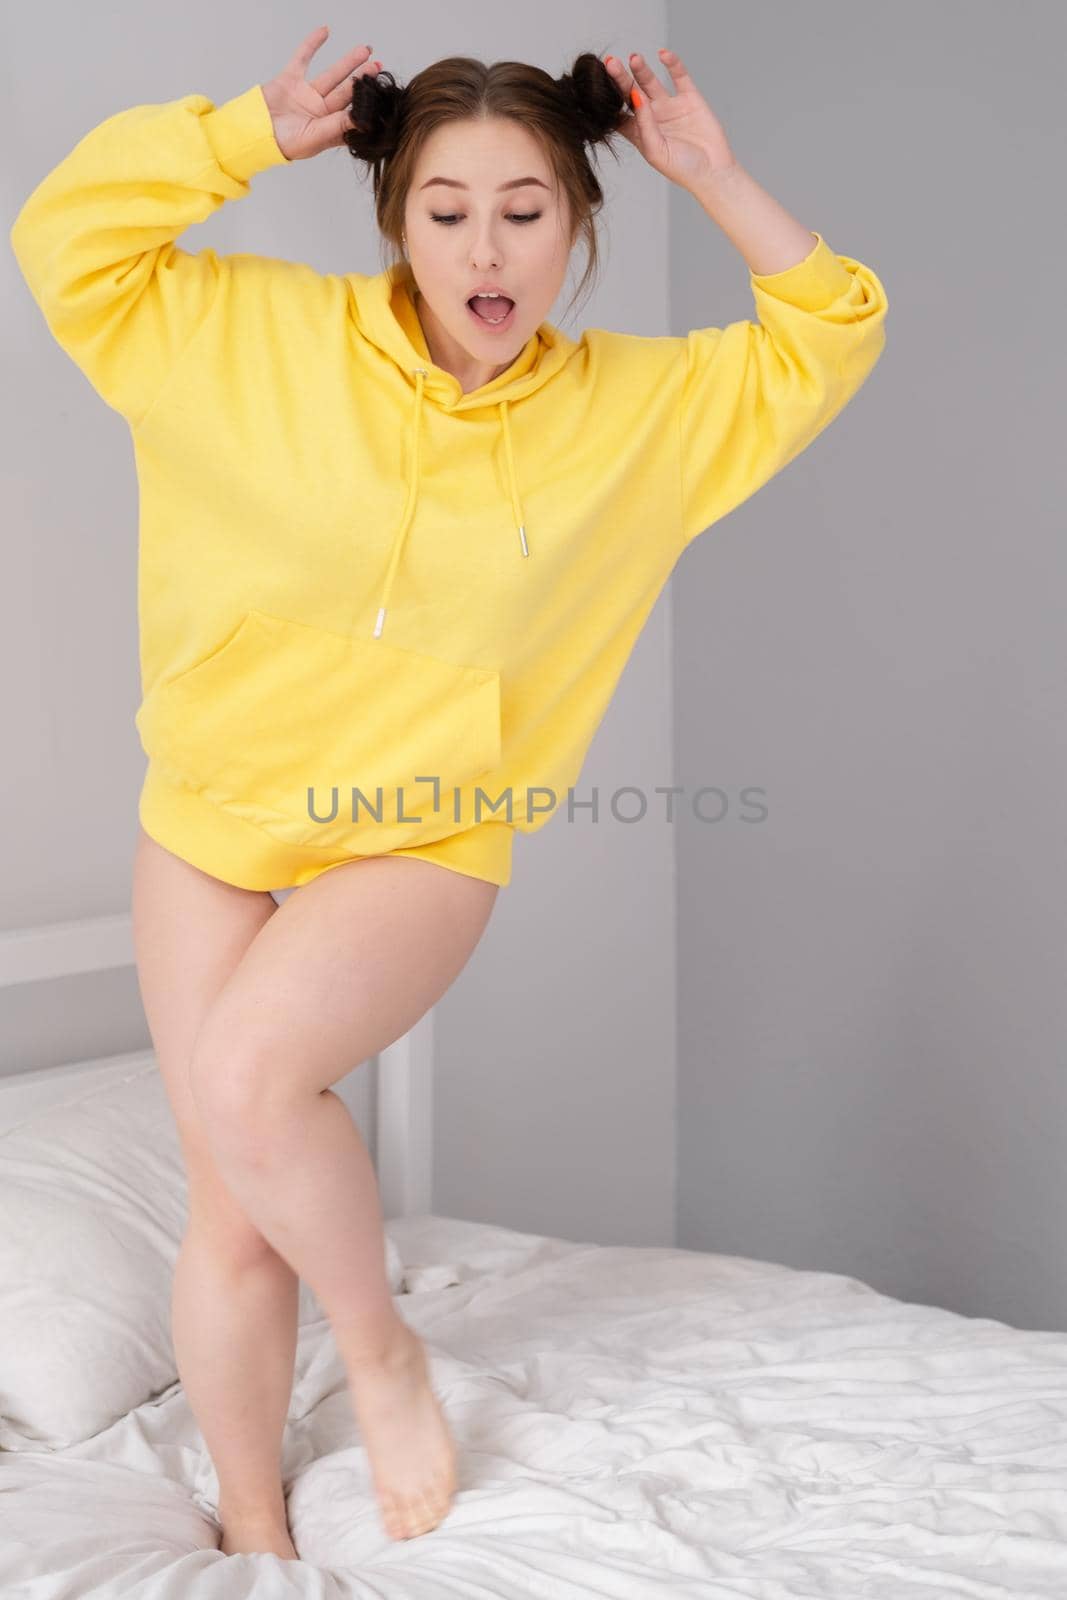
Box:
0;906;432;1218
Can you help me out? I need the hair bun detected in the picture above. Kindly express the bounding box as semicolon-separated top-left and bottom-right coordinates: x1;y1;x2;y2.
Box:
343;67;405;164
558;51;631;145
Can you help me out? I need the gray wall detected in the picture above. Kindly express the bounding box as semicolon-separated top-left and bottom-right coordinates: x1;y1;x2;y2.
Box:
670;0;1067;1331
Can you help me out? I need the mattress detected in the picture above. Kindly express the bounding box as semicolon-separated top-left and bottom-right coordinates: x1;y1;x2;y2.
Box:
3;1209;1067;1596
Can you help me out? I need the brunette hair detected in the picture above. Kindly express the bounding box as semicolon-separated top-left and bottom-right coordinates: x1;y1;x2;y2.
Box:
342;51;633;321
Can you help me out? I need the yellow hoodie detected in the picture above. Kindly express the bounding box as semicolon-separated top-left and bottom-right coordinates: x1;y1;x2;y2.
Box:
9;83;888;891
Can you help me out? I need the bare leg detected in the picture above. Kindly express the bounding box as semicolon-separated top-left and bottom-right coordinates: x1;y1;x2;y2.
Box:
185;852;499;1541
131;826;299;1560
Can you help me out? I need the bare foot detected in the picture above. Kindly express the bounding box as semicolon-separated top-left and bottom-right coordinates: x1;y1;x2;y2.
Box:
218;1506;299;1560
344;1322;458;1541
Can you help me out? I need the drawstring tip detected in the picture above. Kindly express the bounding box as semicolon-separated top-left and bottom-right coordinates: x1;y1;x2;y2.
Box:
373;606;386;638
518;524;529;557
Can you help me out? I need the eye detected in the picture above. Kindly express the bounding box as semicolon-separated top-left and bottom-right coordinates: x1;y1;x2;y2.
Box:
429;212;543;225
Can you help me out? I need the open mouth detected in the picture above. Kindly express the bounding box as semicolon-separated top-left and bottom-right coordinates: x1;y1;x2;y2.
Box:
466;293;516;331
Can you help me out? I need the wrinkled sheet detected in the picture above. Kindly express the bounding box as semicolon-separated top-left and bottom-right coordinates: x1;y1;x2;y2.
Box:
3;1213;1066;1598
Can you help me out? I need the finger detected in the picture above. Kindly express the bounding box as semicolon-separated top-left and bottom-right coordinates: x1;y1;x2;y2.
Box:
287;23;332;78
602;53;644;130
625;50;671;102
321;104;369;146
312;39;376;100
602;53;636;97
619;69;653;129
320;55;380;111
655;46;698;96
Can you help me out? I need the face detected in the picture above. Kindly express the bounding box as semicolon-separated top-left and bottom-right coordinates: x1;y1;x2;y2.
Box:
403;116;575;393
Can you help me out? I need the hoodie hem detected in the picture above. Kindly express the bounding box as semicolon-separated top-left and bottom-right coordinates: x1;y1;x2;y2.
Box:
138;761;514;890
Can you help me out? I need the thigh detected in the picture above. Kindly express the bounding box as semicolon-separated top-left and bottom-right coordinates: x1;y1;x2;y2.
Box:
190;854;500;1105
131;824;278;1203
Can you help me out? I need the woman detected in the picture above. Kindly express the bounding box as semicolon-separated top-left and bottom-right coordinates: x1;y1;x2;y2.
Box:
9;25;888;1557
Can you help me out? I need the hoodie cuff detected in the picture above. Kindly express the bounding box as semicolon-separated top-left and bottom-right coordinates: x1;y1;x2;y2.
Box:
749;231;855;312
201;83;292;181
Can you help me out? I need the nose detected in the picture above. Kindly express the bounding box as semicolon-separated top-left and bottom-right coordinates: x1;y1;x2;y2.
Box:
469;224;502;269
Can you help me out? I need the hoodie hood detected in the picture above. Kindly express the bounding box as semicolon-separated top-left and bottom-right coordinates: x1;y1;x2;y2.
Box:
346;259;579;640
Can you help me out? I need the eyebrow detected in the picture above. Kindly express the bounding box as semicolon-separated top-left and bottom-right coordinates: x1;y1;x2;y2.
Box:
416;176;551;192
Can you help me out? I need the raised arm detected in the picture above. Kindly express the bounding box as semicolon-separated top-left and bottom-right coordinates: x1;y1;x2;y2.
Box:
9;28;377;429
599;47;889;548
679;230;889;546
9;85;292;428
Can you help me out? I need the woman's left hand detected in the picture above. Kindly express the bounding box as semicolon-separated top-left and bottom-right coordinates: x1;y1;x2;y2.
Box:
604;47;738;193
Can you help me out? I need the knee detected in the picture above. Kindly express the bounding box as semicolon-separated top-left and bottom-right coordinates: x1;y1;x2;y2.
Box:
185;1185;281;1272
187;1026;290;1163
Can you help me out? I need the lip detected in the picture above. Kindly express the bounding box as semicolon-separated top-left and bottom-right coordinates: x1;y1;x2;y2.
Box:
466;296;517;334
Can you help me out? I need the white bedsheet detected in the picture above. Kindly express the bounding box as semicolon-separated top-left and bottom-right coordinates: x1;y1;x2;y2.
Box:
2;1212;1066;1597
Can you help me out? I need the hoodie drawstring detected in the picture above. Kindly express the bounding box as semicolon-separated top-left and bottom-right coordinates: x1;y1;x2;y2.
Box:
498;397;529;560
372;367;529;640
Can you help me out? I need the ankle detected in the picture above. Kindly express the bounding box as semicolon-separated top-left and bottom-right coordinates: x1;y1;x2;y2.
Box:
217;1489;288;1524
337;1313;417;1372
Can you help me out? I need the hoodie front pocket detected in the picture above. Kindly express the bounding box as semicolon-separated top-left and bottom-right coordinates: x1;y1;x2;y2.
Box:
135;609;502;852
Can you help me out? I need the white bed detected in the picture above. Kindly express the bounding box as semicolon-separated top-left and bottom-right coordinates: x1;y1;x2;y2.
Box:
2;911;1067;1596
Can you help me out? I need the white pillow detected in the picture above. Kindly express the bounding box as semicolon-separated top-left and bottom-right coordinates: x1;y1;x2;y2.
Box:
0;1061;403;1450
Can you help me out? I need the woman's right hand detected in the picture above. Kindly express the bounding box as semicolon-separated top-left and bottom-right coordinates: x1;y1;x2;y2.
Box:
260;25;381;162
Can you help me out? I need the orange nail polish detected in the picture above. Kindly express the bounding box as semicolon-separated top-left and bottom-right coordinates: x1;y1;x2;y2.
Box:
631;86;643;109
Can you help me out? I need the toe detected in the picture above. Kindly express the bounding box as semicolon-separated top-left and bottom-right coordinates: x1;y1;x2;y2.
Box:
379;1494;404;1539
418;1494;442;1529
380;1479;454;1541
402;1495;437;1538
393;1507;415;1539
